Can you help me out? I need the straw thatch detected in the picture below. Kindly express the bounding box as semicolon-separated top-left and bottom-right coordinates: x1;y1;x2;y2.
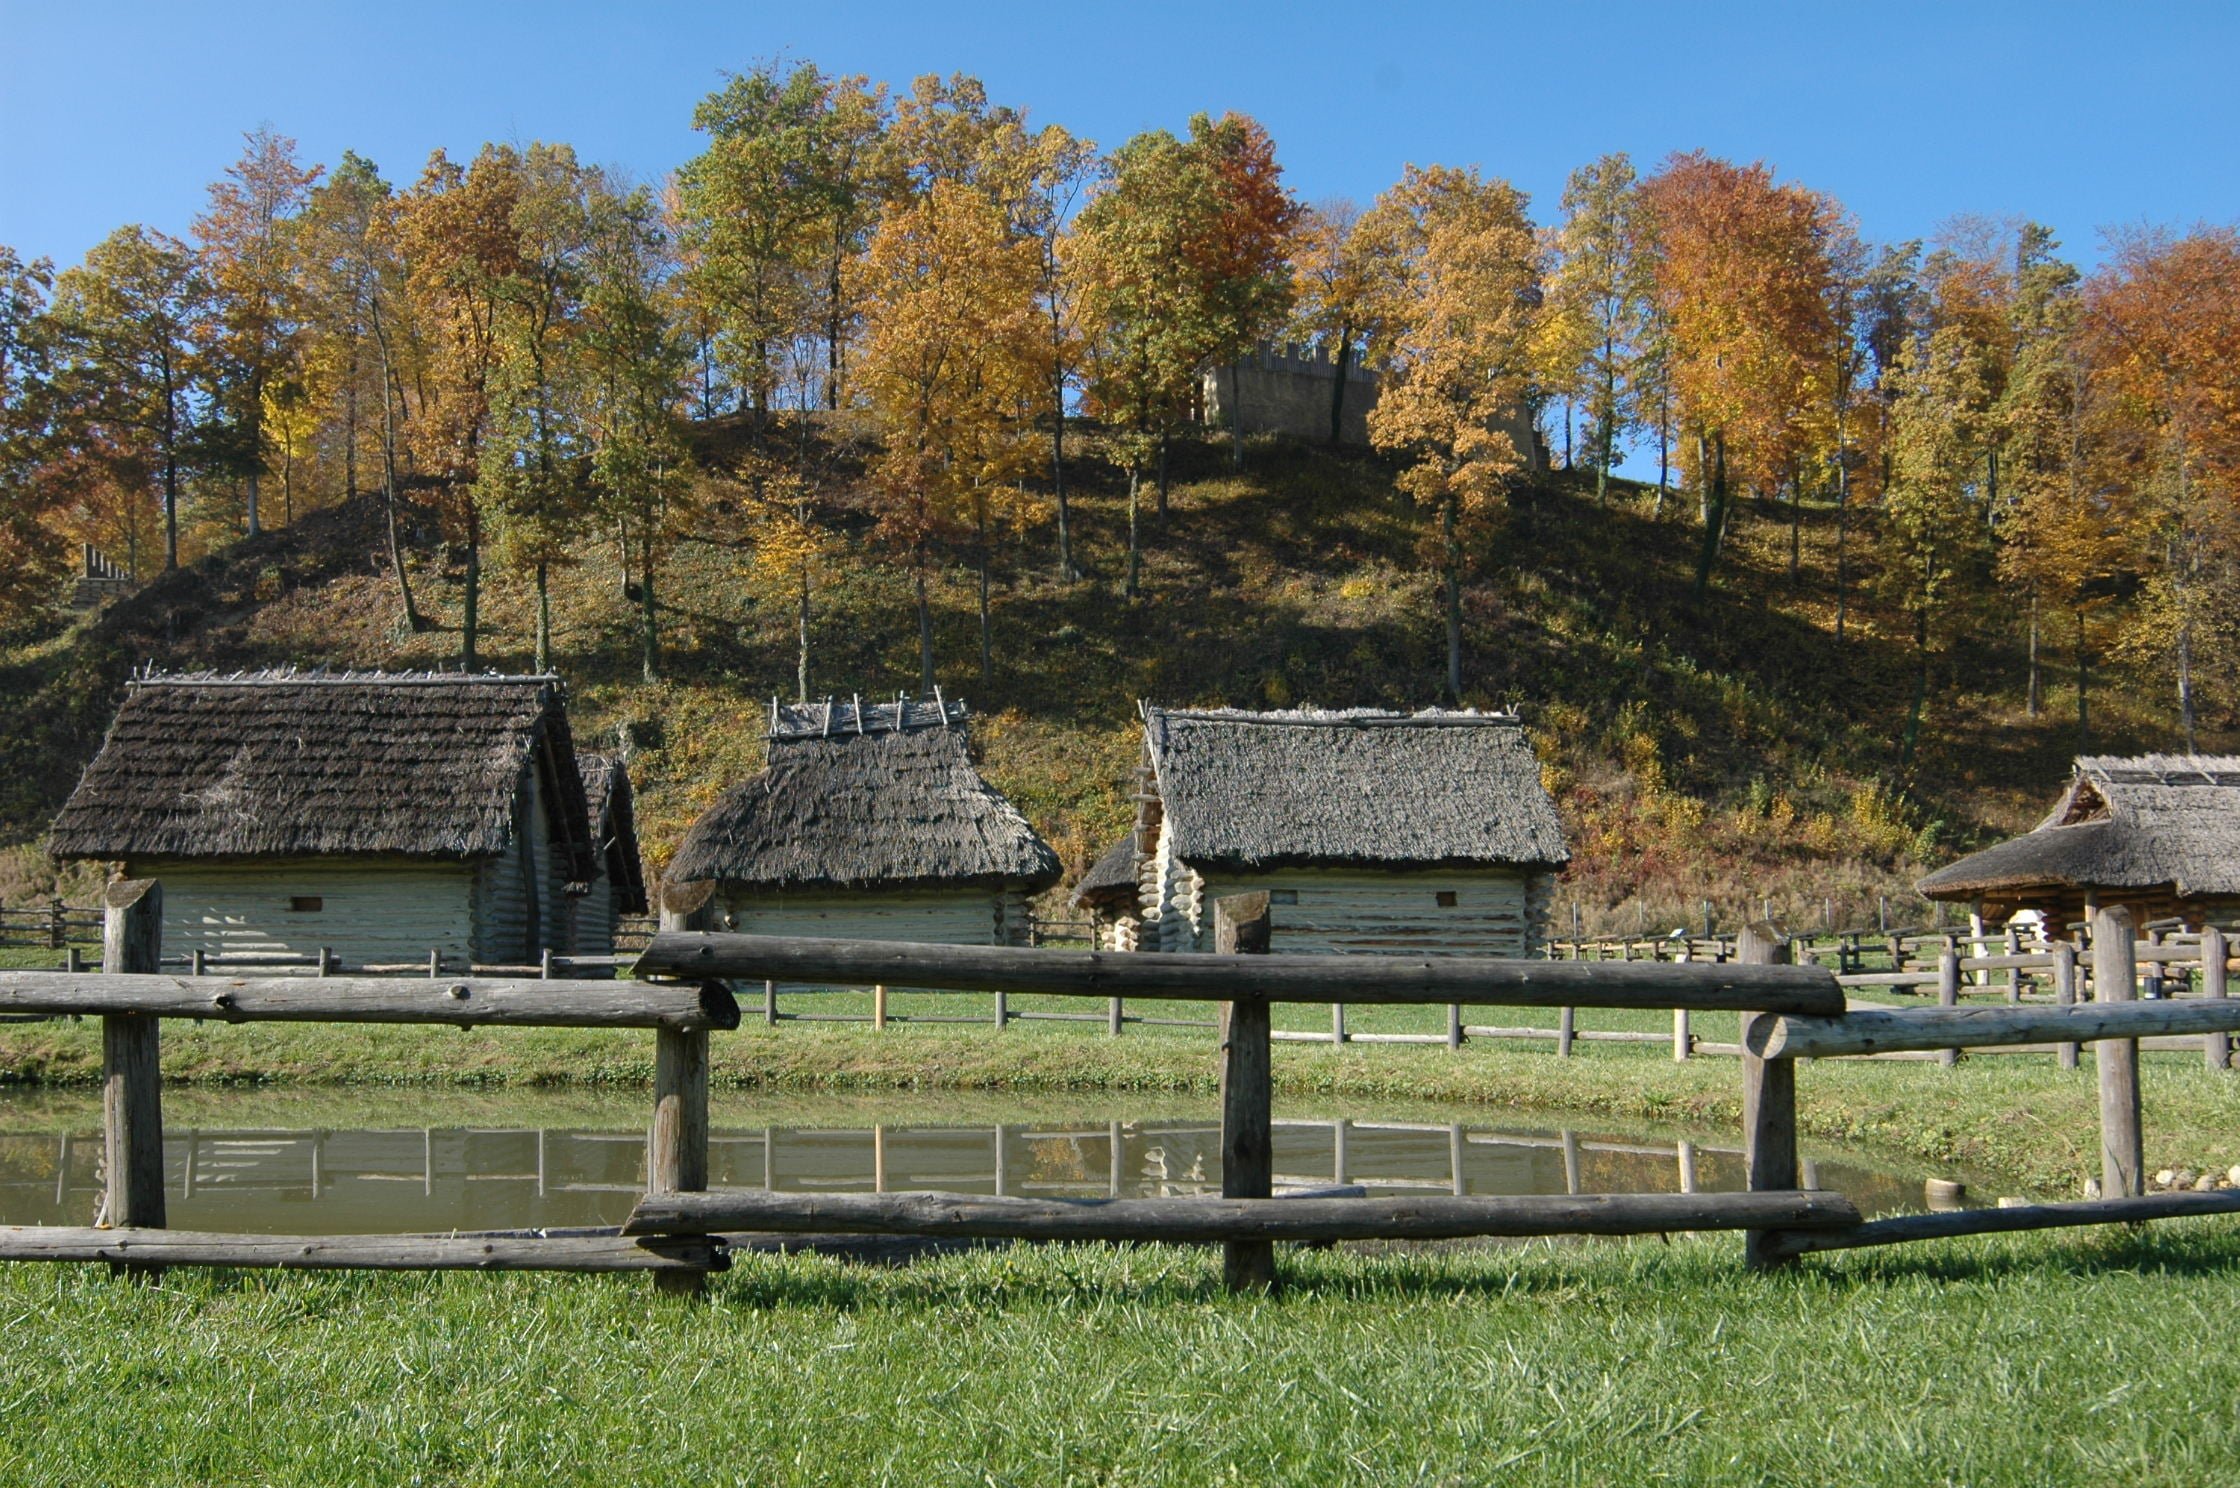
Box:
665;698;1060;891
1141;705;1569;872
1072;834;1143;913
1919;755;2240;909
578;753;648;916
49;670;594;877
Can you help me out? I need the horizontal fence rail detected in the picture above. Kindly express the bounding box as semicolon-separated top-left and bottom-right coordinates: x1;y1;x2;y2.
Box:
1746;998;2240;1061
0;972;740;1031
633;932;1846;1015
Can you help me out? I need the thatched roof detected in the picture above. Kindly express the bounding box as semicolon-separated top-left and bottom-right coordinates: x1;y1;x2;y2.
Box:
49;670;594;878
1141;705;1569;873
578;753;648;915
665;698;1060;892
1072;834;1143;913
1920;755;2240;904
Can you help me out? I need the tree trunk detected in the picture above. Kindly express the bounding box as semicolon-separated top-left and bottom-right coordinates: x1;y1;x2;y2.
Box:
462;500;480;670
2178;614;2196;752
1328;333;1352;446
343;347;359;500
2026;591;2041;718
1156;432;1170;520
976;505;992;690
796;565;811;704
1654;382;1670;517
1442;493;1463;704
1788;482;1801;584
534;561;551;674
1227;363;1244;470
373;312;421;632
914;561;935;697
1900;606;1929;772
1125;464;1142;601
1051;378;1073;582
2077;608;2090;753
641;526;658;685
281;438;294;527
1594;345;1616;505
1691;432;1727;598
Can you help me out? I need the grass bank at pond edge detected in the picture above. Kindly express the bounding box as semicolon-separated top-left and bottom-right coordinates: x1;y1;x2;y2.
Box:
6;1224;2240;1485
7;1019;2239;1195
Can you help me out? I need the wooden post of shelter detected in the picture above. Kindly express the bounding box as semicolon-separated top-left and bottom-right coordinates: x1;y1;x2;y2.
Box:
1214;892;1274;1294
102;879;166;1270
1672;939;1692;1061
2052;940;2080;1071
652;880;716;1297
1937;946;1961;1067
2094;906;2143;1199
1736;921;1797;1269
2203;926;2230;1072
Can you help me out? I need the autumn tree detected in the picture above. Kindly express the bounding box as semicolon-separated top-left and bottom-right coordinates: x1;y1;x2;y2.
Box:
1190;112;1300;470
1069;130;1225;595
1542;154;1654;504
856;180;1044;691
193;128;319;537
0;248;65;619
1356;164;1542;702
1639;153;1838;596
1289;198;1378;444
46;226;214;571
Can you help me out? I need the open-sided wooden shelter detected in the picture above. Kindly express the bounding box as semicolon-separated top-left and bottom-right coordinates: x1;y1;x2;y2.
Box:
1918;754;2240;931
663;697;1060;944
1118;705;1570;955
574;753;648;955
49;670;603;967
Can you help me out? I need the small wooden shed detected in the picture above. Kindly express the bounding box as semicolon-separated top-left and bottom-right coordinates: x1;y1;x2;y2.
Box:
1122;705;1570;955
1072;835;1146;951
572;753;648;955
48;670;600;968
1918;754;2240;932
663;697;1061;944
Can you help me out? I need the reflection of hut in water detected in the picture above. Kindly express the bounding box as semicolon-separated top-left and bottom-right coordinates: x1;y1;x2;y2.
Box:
1071;835;1145;950
663;697;1061;943
48;671;602;968
1919;755;2240;932
1113;706;1570;955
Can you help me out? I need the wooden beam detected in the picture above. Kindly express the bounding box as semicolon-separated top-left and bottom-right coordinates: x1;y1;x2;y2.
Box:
0;972;739;1031
0;1227;722;1272
1759;1188;2240;1262
1215;893;1274;1294
1742;995;2240;1061
634;933;1845;1015
1736;922;1797;1270
624;1188;1863;1243
2095;906;2143;1199
101;881;165;1246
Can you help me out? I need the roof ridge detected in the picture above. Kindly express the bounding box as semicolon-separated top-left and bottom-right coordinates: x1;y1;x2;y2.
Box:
132;667;561;688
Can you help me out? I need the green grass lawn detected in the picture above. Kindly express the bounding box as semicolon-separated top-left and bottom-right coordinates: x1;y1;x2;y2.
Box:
3;1223;2238;1485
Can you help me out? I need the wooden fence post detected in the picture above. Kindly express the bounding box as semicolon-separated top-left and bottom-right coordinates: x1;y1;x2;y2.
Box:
1108;995;1124;1037
1671;940;1691;1061
873;984;889;1031
1557;1005;1575;1057
2204;926;2230;1072
1215;893;1274;1294
2094;905;2143;1199
102;879;166;1263
2053;940;2080;1070
1737;921;1797;1270
1937;947;1961;1067
653;881;715;1297
1331;1001;1347;1045
1445;1002;1463;1051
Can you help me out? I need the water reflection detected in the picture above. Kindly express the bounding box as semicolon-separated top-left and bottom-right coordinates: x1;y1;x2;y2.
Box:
0;1114;1933;1236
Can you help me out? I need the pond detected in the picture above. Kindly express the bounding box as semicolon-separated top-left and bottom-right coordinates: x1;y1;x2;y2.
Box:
0;1090;1979;1236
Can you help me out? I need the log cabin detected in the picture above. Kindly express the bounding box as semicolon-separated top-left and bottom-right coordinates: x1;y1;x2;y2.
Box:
48;670;605;969
1918;754;2240;932
662;697;1060;943
1119;705;1570;955
1073;834;1145;951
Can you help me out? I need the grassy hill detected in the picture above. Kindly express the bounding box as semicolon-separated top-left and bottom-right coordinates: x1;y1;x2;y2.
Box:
0;427;2208;929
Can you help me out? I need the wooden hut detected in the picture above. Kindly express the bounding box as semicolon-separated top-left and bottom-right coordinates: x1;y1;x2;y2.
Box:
663;697;1060;943
571;753;648;955
48;670;599;968
1918;754;2240;931
1072;835;1145;951
1122;705;1570;955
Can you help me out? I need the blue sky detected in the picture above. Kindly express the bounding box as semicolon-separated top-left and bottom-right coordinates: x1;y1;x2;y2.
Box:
4;0;2234;272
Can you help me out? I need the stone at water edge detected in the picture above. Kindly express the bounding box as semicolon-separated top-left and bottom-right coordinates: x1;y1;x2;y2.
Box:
2154;1168;2179;1189
2197;1173;2221;1191
2083;1177;2104;1200
2227;1164;2240;1187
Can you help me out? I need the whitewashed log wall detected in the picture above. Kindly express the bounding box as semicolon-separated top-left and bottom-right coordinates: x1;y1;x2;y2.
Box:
714;884;1033;948
126;858;475;968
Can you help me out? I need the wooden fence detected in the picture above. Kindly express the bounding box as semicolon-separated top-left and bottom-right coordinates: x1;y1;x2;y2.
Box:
0;900;101;950
6;884;2240;1293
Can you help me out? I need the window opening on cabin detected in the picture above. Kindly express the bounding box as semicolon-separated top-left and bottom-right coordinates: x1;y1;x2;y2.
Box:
1435;891;1458;908
289;896;324;913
